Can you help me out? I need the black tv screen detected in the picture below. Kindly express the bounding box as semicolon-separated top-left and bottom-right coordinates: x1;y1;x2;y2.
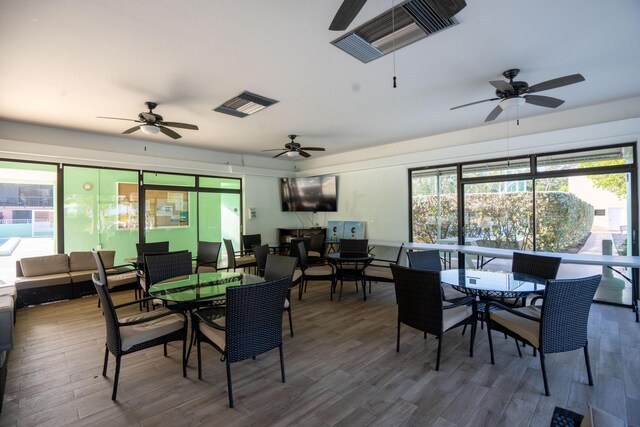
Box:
281;176;338;212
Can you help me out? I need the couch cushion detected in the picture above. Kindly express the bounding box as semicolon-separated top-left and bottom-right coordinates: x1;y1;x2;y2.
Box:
69;270;95;283
69;252;97;272
14;274;71;290
20;254;69;277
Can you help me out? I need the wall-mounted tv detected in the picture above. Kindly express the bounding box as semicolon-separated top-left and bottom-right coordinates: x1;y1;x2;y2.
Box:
281;175;338;212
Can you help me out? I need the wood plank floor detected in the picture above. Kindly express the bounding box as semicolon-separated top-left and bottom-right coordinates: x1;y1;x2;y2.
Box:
1;281;639;426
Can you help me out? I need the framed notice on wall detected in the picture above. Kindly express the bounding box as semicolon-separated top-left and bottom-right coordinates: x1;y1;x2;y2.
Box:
145;189;190;228
116;182;138;230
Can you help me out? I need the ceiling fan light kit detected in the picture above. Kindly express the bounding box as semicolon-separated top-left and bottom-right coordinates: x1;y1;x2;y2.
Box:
140;124;160;134
499;97;525;110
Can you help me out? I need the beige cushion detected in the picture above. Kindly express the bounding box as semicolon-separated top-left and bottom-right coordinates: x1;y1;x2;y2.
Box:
308;250;321;258
235;254;256;266
364;265;393;281
442;302;473;331
193;265;216;273
69;270;95;283
581;405;626;427
14;274;71;290
305;265;334;277
69;252;97;272
199;321;226;351
442;284;467;301
284;298;290;309
0;285;16;298
119;308;185;351
490;306;541;348
106;271;138;290
292;269;303;283
20;254;69;277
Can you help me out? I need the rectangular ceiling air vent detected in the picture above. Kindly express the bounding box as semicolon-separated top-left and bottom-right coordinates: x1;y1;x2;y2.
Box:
214;91;279;118
332;0;459;63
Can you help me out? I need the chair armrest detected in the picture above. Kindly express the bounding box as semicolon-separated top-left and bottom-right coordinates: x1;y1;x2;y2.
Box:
443;296;474;309
113;296;155;309
485;301;540;322
530;296;544;307
194;307;225;330
118;309;186;327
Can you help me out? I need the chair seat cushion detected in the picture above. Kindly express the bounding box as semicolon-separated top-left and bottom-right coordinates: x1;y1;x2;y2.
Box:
199;321;226;351
292;269;303;284
442;284;467;301
14;273;71;290
364;265;393;281
193;265;216;273
490;306;541;348
442;302;474;331
284;298;290;309
308;250;322;258
106;271;138;289
119;308;185;351
305;265;334;277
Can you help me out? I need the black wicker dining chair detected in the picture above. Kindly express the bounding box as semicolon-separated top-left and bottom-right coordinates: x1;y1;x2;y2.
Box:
92;250;138;308
192;276;291;407
363;243;404;295
512;252;562;302
253;244;270;277
339;238;369;253
296;241;336;301
406;249;467;301
223;238;256;272
264;254;299;337
194;241;221;273
307;233;326;264
486;274;601;396
92;274;187;400
390;264;477;371
241;234;262;253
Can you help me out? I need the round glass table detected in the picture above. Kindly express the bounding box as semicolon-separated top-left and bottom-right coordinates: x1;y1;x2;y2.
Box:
440;269;546;299
325;252;374;301
149;271;264;304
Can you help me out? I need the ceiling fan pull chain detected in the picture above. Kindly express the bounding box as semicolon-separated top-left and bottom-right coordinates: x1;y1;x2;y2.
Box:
392;0;397;88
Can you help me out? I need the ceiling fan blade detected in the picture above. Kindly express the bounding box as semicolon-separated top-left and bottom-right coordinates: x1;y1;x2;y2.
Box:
98;116;139;122
299;150;311;158
262;148;287;152
484;105;503;122
450;98;500;110
526;74;585;93
329;0;367;31
122;125;141;134
162;122;199;130
489;80;514;92
159;126;182;139
300;147;325;151
273;151;287;158
524;95;565;108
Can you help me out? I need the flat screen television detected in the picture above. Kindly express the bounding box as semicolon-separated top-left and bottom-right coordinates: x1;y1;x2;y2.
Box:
281;175;338;212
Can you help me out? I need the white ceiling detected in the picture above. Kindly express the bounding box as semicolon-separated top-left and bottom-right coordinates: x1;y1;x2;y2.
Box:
1;0;639;161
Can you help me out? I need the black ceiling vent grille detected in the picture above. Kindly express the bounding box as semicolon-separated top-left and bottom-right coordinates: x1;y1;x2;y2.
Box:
332;0;458;63
214;91;279;118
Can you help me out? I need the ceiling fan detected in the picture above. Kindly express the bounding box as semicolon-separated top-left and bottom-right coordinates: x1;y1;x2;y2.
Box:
450;69;586;122
263;135;326;158
98;101;199;139
329;0;466;31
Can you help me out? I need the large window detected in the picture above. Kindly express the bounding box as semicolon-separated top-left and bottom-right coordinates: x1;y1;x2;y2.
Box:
410;143;637;305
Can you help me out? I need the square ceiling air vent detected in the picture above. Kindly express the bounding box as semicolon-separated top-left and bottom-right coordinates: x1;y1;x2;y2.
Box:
332;0;459;63
214;91;279;118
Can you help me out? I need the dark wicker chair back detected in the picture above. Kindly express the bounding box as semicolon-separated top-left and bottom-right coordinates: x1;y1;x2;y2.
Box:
540;275;601;353
145;251;193;287
289;238;310;259
223;239;237;269
264;254;298;282
135;241;169;262
225;276;291;363
391;264;444;335
309;233;325;254
340;239;368;253
242;234;262;252
406;250;442;272
195;241;221;272
512;252;561;280
92;250;109;285
92;275;122;355
253;244;270;276
296;241;310;269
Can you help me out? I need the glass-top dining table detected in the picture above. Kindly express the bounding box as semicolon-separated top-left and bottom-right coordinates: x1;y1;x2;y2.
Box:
149;271;264;304
440;269;547;300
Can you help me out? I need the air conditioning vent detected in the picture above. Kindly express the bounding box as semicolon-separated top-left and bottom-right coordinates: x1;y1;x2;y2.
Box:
214;91;279;118
332;0;458;63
